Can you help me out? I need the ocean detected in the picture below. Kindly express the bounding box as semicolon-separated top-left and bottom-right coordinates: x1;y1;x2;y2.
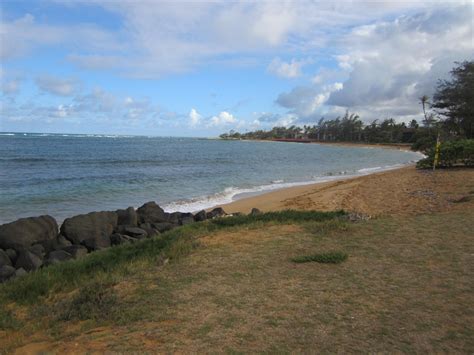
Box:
0;133;423;224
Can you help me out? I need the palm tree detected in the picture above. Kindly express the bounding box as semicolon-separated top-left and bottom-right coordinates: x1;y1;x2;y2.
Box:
419;95;430;126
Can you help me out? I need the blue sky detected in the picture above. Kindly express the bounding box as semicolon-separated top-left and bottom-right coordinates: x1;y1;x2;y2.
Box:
0;1;472;137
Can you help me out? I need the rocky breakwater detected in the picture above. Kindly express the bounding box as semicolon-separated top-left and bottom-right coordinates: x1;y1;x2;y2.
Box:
0;201;229;283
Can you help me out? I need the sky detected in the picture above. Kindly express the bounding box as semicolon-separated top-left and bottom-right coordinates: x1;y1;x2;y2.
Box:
0;0;472;137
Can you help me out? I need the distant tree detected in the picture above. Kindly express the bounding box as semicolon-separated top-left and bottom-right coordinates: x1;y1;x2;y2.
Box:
409;119;419;129
419;95;429;122
432;60;474;138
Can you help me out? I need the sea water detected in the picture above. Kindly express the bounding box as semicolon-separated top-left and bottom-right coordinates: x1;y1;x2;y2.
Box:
0;133;422;223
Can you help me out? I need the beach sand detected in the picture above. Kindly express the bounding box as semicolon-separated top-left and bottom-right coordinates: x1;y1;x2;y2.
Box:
219;165;474;217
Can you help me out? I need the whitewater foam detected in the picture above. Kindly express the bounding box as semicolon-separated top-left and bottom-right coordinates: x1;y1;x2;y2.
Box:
162;160;421;213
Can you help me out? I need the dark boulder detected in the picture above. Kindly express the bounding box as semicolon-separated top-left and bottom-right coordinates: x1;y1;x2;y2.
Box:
180;215;195;226
206;207;227;219
0;265;16;282
249;208;262;216
138;224;160;238
61;245;88;259
15;250;43;271
167;212;182;225
137;202;168;224
194;210;207;222
53;235;72;250
61;211;117;251
29;244;46;258
116;207;138;226
152;222;177;233
45;250;73;265
110;233;137;246
0;249;12;267
14;268;27;278
0;215;58;252
5;249;17;264
121;227;148;239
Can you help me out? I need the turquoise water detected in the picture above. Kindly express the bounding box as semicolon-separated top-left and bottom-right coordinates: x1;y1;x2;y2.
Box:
0;133;422;223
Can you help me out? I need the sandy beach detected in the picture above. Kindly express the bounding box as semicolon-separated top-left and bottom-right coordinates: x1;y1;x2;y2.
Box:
219;165;474;217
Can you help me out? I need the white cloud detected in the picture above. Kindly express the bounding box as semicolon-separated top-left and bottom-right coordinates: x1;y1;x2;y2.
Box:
189;108;202;127
3;2;450;78
1;79;21;95
276;82;343;119
273;3;473;123
209;111;237;127
0;13;121;60
35;75;79;96
326;4;473;121
267;57;308;78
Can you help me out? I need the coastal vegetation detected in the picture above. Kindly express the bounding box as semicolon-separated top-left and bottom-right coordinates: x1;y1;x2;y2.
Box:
290;251;348;264
1;206;472;352
220;61;474;162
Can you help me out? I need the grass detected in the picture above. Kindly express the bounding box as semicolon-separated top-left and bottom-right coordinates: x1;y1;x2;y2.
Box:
291;251;348;264
57;280;118;321
1;208;473;353
211;209;346;227
0;210;345;306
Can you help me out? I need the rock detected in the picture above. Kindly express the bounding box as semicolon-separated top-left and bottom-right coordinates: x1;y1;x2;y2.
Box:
167;212;182;225
122;227;148;239
45;250;73;265
14;268;27;278
116;207;138;226
138;224;160;238
53;235;72;249
5;249;17;264
15;250;43;271
0;249;12;267
61;245;88;259
180;216;195;225
194;210;207;222
61;211;117;251
110;233;137;245
152;222;177;233
137;202;168;224
206;207;227;219
0;215;58;252
29;244;46;258
249;208;262;216
0;265;16;282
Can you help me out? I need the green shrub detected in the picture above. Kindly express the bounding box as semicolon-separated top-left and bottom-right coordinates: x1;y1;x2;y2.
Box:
291;251;348;264
416;139;474;169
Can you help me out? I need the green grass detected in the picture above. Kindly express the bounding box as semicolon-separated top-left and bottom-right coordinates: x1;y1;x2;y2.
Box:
211;210;346;228
0;210;345;307
57;280;118;321
291;251;348;264
0;306;20;330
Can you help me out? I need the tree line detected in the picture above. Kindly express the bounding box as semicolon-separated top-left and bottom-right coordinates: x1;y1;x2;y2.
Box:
220;61;473;152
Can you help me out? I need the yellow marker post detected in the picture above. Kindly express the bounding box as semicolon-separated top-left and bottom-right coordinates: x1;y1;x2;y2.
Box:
433;133;441;171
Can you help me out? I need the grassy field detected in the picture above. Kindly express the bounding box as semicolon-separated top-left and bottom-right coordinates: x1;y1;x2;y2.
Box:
1;208;473;353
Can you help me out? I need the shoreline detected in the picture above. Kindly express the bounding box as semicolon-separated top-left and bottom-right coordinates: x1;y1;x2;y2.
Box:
216;165;473;217
230;138;414;152
0;139;422;224
206;141;423;215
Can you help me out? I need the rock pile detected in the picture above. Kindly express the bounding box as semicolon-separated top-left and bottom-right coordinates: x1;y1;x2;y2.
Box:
0;202;229;283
